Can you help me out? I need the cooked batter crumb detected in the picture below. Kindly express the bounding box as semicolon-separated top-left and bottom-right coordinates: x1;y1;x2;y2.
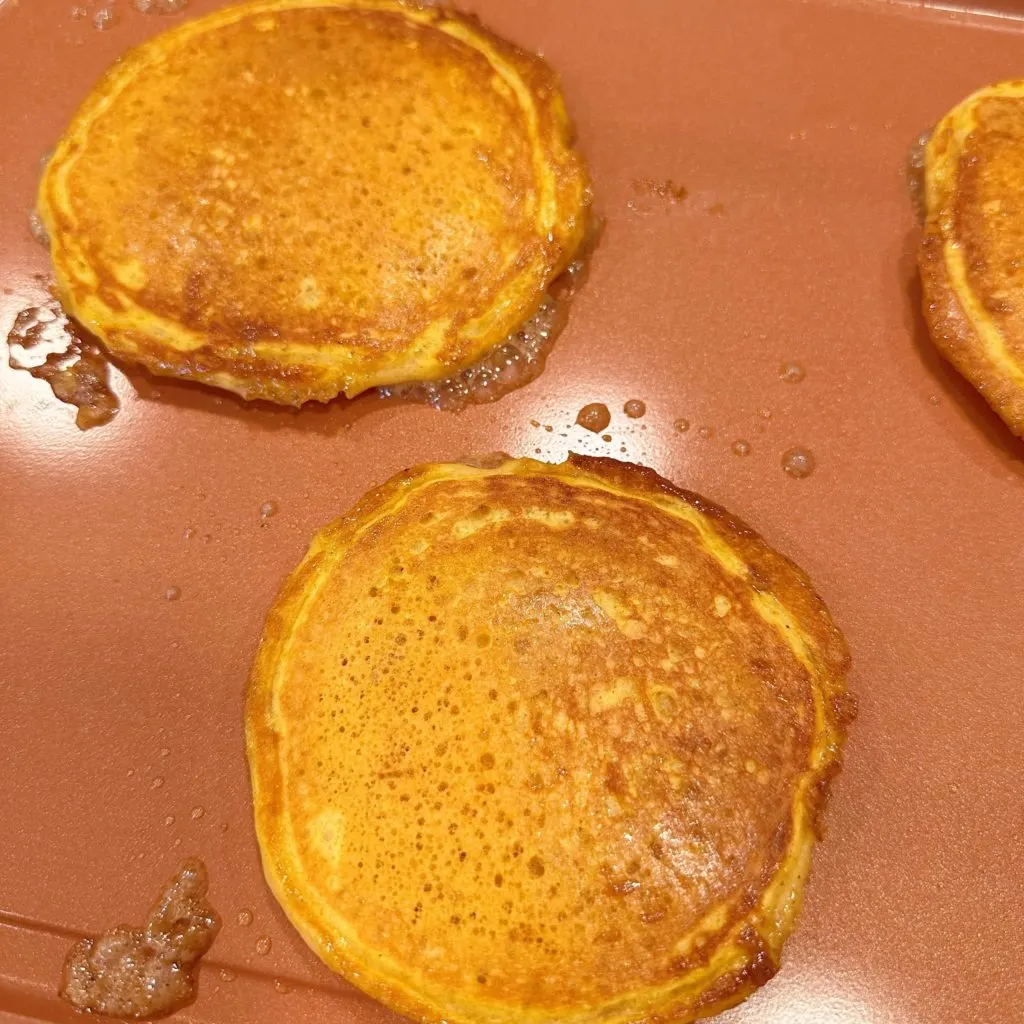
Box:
60;858;220;1019
632;178;688;203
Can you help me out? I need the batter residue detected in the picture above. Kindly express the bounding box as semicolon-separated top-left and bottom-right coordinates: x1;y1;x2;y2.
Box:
60;858;220;1019
6;304;119;429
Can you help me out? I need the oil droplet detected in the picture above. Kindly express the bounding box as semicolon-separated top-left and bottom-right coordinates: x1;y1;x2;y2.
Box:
164;815;175;827
673;418;690;433
731;439;751;456
273;979;292;994
237;909;254;927
781;447;816;479
779;361;806;383
576;402;611;433
259;500;278;521
151;777;165;790
697;426;714;439
219;969;235;983
255;936;272;956
623;399;646;419
164;587;181;601
190;806;205;821
28;209;49;247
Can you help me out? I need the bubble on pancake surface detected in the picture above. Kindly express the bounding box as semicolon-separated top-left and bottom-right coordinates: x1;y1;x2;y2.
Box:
269;466;828;1009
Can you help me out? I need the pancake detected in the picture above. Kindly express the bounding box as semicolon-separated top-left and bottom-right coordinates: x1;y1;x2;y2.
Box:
246;454;854;1024
37;1;591;405
919;80;1024;436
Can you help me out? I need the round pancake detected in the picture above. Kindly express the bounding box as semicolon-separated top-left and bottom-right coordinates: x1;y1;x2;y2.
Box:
37;1;590;405
246;454;854;1024
919;80;1024;436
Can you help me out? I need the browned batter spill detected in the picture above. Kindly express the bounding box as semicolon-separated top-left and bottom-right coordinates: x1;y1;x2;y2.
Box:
907;128;931;226
379;242;595;410
60;858;220;1019
632;177;688;203
6;304;119;429
14;222;597;422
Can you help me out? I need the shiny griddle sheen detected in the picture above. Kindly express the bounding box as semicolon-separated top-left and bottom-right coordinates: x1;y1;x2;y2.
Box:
920;81;1024;436
3;3;1024;1024
246;456;852;1024
37;0;590;404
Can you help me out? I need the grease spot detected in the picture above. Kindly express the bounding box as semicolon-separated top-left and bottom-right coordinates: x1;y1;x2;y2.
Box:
781;447;816;479
576;403;610;433
779;361;805;383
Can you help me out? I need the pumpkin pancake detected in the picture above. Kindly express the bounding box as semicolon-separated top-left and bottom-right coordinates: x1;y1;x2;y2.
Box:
37;0;590;405
919;80;1024;436
246;454;854;1024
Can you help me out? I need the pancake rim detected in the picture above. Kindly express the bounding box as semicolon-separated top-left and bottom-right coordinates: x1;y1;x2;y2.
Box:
37;0;591;405
919;79;1024;437
246;454;853;1024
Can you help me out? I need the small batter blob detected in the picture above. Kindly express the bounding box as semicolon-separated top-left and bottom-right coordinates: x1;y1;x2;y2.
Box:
60;858;220;1019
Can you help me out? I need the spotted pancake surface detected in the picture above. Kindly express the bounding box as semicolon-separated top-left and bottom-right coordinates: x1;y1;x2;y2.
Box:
38;0;590;404
246;456;853;1024
920;80;1024;436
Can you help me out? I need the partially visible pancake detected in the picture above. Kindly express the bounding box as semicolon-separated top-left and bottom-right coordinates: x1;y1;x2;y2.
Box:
919;81;1024;436
246;454;854;1024
38;1;590;405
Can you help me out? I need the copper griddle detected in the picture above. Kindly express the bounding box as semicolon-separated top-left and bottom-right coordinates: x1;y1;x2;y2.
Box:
2;1;1022;1021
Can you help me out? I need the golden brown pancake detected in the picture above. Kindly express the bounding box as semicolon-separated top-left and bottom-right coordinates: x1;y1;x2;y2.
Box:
38;1;590;405
919;81;1024;436
247;454;854;1024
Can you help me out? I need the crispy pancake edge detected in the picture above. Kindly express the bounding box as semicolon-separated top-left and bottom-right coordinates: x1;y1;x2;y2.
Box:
919;80;1024;437
245;455;854;1024
38;0;591;405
